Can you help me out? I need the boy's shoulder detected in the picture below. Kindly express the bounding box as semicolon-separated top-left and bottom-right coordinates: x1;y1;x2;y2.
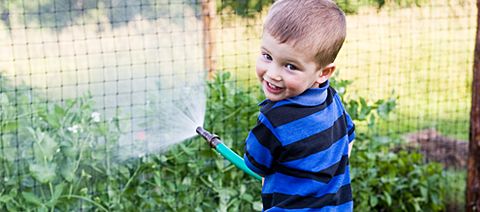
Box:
259;86;339;127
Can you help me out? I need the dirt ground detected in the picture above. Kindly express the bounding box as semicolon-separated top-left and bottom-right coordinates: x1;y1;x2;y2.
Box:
403;128;468;169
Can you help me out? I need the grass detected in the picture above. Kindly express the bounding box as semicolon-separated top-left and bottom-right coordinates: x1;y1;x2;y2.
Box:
215;0;476;141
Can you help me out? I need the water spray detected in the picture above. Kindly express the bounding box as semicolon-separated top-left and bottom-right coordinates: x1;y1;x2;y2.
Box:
196;127;262;181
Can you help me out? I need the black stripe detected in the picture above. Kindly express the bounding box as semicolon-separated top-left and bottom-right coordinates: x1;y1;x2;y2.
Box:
260;100;276;114
277;114;347;162
252;123;283;158
348;124;355;136
274;155;349;183
244;151;270;175
318;81;329;88
264;87;337;127
262;184;352;210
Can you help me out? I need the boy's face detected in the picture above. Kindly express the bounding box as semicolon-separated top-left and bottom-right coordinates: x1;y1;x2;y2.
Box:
256;33;332;102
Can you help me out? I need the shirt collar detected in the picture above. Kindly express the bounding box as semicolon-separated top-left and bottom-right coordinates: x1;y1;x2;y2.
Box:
259;81;330;107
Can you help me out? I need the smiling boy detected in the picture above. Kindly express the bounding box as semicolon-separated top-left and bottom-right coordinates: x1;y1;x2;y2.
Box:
243;0;356;211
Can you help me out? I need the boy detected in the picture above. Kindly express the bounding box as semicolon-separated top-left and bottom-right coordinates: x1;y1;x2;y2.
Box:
243;0;356;211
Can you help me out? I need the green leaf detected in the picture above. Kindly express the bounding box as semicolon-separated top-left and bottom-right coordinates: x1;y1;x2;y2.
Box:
29;163;57;183
377;98;396;119
253;201;263;211
420;186;428;199
0;93;9;105
40;134;58;161
0;121;18;133
383;191;392;206
22;192;43;206
54;104;66;117
46;183;65;206
369;195;378;207
0;194;13;203
60;159;76;182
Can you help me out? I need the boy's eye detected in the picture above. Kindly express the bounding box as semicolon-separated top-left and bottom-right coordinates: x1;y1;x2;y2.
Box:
286;64;298;71
262;53;272;61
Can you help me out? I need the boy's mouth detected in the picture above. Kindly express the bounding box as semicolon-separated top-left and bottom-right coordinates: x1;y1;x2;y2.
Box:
265;81;283;94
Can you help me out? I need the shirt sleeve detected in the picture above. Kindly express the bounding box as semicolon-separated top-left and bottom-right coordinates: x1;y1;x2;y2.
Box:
244;115;282;176
344;111;355;143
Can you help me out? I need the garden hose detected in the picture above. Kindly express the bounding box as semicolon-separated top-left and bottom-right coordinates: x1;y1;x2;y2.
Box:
196;127;262;181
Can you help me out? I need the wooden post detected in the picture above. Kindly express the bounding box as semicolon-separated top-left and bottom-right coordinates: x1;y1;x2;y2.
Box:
202;0;217;80
467;0;480;211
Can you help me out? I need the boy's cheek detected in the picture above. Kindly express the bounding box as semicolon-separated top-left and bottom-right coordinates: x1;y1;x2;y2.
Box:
255;65;266;79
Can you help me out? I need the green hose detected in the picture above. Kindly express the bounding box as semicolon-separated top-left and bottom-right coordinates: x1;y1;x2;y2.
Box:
196;126;262;181
215;143;262;181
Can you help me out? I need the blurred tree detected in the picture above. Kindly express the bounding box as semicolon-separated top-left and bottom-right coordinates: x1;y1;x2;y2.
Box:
218;0;273;17
0;0;197;30
0;0;424;30
0;0;14;28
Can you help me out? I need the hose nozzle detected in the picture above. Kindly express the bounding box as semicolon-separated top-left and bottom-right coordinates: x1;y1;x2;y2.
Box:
196;126;221;148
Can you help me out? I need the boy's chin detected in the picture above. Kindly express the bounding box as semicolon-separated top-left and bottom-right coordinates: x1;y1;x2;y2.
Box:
264;93;286;102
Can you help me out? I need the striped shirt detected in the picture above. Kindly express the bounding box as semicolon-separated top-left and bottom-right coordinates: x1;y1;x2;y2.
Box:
244;81;355;211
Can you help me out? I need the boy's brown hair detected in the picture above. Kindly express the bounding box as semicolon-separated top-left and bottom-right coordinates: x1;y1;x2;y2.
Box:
264;0;346;69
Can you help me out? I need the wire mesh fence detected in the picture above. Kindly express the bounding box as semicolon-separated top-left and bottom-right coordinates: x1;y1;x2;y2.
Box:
0;0;475;210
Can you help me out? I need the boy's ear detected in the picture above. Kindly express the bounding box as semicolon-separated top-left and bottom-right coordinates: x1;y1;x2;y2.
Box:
316;63;336;84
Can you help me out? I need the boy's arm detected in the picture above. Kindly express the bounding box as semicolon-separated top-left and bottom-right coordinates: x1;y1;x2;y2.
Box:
244;117;282;177
345;111;355;157
348;140;355;158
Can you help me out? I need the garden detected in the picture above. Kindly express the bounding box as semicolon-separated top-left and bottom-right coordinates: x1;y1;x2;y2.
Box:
0;0;475;211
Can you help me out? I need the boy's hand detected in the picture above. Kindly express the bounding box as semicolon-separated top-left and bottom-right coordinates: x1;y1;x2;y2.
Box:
348;141;355;157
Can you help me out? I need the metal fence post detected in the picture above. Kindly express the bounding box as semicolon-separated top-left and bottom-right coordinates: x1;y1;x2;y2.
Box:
467;0;480;211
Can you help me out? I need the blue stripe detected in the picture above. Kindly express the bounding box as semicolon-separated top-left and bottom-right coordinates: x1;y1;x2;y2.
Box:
245;132;274;169
262;169;351;197
348;132;355;143
258;113;282;139
280;136;349;172
266;201;352;212
274;97;344;145
269;100;295;109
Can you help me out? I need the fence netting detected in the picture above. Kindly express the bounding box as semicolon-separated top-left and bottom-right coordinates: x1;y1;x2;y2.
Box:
0;0;475;211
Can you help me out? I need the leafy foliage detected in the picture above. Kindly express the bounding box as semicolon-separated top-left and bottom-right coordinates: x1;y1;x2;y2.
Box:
351;136;445;211
0;76;123;210
331;77;445;211
0;72;447;211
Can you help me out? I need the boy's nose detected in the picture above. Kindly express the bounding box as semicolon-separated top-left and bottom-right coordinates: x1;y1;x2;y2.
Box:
266;66;282;81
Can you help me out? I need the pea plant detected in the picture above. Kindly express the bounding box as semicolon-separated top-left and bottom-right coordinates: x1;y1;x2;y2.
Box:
0;75;124;211
0;73;447;211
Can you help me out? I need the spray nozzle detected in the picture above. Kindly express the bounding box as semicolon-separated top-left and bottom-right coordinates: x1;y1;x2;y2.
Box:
196;126;221;148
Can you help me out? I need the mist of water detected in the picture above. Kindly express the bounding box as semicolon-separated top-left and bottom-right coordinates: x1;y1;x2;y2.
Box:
115;83;206;160
0;2;209;161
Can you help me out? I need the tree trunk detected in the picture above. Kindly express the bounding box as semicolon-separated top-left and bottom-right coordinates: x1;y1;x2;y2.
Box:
467;0;480;211
202;0;217;80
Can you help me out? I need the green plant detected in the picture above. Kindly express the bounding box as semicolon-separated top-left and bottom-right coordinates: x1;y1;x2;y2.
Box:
0;75;124;211
0;71;449;211
350;136;445;211
331;75;445;211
